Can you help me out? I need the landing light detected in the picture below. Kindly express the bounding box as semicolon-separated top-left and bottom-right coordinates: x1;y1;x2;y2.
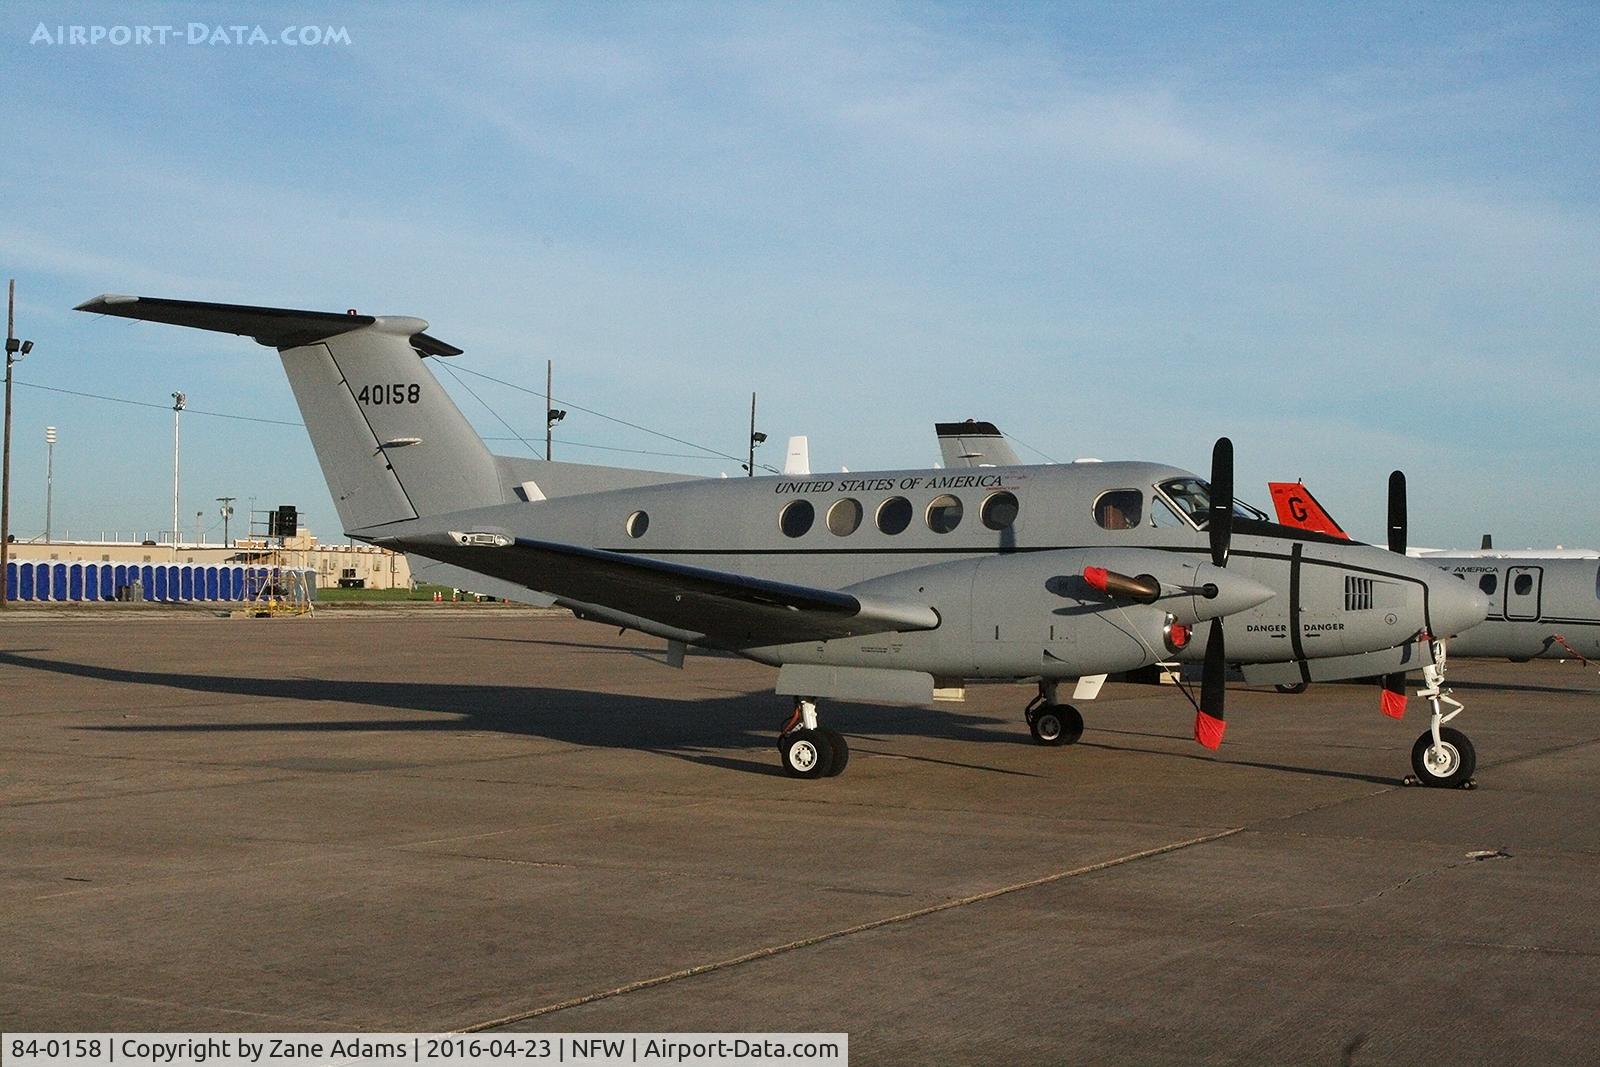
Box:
450;531;511;547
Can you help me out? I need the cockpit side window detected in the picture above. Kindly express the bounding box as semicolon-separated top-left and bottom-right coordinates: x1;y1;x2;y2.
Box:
1093;490;1143;531
1157;478;1211;527
1155;477;1269;529
1150;497;1187;529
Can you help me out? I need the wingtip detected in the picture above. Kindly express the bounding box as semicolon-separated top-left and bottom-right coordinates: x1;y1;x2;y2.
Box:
74;293;137;312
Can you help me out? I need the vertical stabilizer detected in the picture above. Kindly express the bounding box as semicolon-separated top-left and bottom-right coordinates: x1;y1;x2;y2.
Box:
75;295;505;533
935;420;1021;468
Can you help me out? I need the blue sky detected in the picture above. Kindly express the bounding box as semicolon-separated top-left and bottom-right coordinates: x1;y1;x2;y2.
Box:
3;2;1596;547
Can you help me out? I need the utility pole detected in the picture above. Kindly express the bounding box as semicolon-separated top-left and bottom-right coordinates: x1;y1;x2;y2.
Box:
1;280;12;608
746;392;766;476
171;391;186;553
217;496;235;547
44;426;56;542
2;281;36;608
544;359;565;461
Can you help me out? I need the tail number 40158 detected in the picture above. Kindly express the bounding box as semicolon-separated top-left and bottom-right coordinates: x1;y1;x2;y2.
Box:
357;383;421;405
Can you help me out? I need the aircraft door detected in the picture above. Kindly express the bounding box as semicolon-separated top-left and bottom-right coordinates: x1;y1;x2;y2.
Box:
1505;566;1542;621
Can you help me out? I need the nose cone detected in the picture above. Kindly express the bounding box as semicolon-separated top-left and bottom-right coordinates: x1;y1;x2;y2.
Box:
1428;573;1491;638
1189;563;1277;622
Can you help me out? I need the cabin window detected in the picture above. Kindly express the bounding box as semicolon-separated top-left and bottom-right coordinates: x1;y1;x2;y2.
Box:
876;496;913;535
925;495;963;534
828;498;863;536
1093;490;1143;531
625;510;649;538
1514;573;1534;596
981;491;1019;530
780;499;815;538
1479;573;1498;596
1595;564;1599;601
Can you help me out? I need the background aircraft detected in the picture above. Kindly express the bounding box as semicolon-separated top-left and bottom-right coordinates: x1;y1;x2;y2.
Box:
78;294;1488;785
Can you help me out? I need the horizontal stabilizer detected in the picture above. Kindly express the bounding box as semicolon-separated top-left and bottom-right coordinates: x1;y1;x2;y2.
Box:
74;294;461;356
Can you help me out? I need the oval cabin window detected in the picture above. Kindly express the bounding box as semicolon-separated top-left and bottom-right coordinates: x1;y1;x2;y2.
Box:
828;498;863;536
876;497;913;535
981;491;1019;530
925;495;963;534
780;499;815;538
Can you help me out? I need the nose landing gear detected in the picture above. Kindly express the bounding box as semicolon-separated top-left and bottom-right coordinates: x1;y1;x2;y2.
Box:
1405;642;1476;789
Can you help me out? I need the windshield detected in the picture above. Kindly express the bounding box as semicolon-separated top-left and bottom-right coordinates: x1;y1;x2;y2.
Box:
1155;478;1267;529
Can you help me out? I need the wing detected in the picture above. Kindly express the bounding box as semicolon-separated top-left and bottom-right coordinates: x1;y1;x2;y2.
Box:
381;531;940;648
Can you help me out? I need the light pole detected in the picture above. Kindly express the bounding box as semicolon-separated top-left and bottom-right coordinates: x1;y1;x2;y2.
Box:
44;425;56;543
545;359;566;460
745;392;766;477
171;391;185;551
2;279;37;609
217;496;235;547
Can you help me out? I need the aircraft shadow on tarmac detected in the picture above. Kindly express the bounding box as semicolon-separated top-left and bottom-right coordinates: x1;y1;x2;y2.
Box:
0;649;1038;778
0;649;1399;784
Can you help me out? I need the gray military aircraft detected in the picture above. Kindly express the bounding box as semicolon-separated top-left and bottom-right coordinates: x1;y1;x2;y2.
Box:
76;294;1489;784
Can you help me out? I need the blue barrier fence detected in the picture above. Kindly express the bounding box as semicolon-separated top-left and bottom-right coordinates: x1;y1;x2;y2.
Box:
5;562;316;603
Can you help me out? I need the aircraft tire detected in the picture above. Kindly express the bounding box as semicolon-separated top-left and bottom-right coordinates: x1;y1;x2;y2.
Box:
1410;727;1476;788
780;729;834;779
1275;682;1310;695
821;728;850;776
1030;704;1084;746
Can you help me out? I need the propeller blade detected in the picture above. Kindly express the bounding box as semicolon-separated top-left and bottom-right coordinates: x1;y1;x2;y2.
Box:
1081;566;1161;603
1380;672;1408;719
1387;470;1407;555
1209;438;1234;568
1195;621;1227;750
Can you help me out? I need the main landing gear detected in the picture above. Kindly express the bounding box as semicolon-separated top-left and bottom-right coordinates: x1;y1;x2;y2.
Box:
778;699;850;779
1405;642;1477;789
1024;681;1084;746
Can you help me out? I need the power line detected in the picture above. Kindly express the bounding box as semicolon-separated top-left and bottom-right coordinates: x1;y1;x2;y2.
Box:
1003;429;1060;464
448;363;774;470
434;360;544;459
481;436;728;461
15;380;303;426
18;367;783;472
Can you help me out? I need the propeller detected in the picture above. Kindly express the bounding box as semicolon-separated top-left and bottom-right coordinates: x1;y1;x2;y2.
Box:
1196;437;1234;750
1387;470;1407;555
1209;438;1234;567
1380;469;1409;717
